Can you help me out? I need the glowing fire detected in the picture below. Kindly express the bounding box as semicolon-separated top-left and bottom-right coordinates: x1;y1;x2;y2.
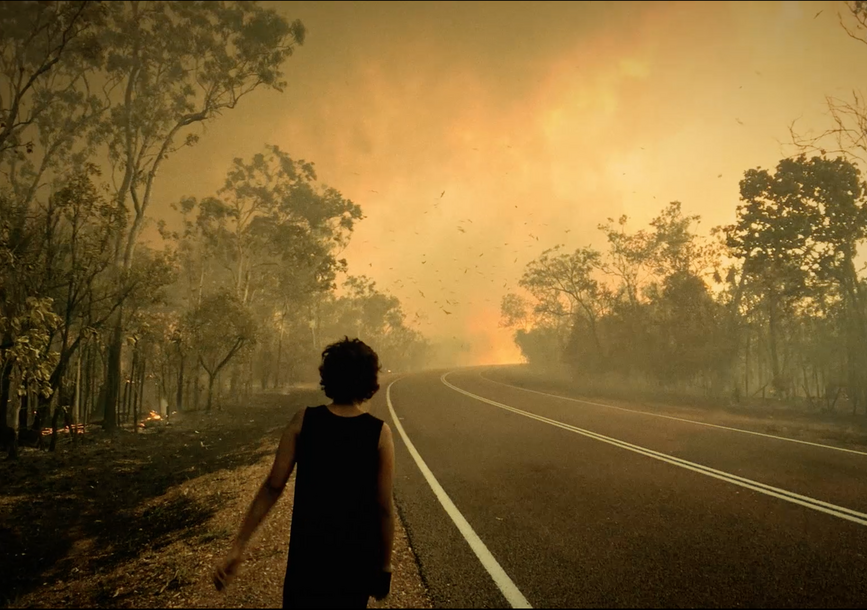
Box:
138;410;163;428
40;423;86;436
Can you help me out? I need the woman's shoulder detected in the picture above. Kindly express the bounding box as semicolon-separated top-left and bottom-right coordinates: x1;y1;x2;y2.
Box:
363;411;386;431
294;405;326;428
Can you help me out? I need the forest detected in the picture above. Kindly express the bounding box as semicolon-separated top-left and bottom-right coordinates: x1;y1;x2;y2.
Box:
3;1;867;471
0;1;429;460
499;5;867;418
503;155;867;415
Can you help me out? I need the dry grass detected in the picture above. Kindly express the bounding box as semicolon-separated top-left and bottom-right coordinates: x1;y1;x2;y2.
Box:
487;366;867;450
0;390;432;609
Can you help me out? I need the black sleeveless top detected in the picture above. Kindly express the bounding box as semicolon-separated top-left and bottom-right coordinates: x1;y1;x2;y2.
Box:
284;405;384;596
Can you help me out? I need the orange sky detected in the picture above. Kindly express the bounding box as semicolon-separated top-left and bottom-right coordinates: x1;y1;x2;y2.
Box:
152;0;867;366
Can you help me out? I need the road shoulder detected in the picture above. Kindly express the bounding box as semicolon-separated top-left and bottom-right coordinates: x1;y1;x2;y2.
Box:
1;392;432;609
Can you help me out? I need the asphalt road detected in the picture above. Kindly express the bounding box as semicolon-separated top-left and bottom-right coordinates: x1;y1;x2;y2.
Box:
366;366;867;608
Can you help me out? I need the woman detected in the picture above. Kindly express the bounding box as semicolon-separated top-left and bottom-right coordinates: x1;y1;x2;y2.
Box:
214;337;396;608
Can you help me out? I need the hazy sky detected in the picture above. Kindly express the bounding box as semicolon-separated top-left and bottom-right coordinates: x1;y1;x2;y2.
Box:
152;0;867;365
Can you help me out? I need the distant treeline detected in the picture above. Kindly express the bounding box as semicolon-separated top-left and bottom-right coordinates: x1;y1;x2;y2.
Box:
503;157;867;415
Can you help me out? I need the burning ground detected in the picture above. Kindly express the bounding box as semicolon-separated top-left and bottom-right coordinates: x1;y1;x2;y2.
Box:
0;390;431;609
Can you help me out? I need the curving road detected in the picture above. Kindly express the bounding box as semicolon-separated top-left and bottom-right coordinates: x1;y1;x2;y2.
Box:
367;366;867;608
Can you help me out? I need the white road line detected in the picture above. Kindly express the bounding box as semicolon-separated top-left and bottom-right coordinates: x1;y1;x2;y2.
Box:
442;372;867;528
386;379;533;609
477;370;867;457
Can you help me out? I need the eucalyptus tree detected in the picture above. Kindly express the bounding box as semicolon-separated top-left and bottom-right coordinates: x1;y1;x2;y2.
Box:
92;1;306;429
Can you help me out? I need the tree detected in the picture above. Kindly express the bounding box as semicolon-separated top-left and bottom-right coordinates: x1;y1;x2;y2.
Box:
723;161;816;396
787;2;867;165
0;297;61;459
513;203;730;390
166;145;361;393
518;244;607;357
175;145;360;305
94;1;306;430
729;155;867;409
645;270;730;386
184;292;256;412
0;1;105;156
499;293;531;331
0;168;135;443
318;276;429;372
0;2;112;441
513;326;564;371
597;215;657;310
647;201;720;279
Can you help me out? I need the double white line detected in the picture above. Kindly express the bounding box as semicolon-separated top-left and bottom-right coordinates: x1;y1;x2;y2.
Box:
442;372;867;528
478;370;867;457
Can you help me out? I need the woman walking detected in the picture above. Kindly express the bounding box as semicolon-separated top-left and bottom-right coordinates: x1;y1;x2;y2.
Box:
214;337;395;608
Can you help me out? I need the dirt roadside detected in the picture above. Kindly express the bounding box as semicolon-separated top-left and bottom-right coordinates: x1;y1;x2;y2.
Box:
0;390;433;609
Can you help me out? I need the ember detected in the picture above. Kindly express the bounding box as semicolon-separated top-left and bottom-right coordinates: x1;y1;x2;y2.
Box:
40;424;86;436
138;410;163;428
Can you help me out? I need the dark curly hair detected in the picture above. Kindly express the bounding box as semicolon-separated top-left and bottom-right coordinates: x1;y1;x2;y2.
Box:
319;337;381;404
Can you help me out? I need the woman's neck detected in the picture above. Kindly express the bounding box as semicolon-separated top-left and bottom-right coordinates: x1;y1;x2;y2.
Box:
327;401;364;416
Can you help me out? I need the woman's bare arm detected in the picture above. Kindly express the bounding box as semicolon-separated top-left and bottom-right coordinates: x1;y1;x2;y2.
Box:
375;422;395;571
233;408;304;550
214;408;305;590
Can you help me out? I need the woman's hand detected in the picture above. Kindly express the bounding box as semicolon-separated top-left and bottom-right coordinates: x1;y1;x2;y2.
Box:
213;546;243;592
372;564;393;601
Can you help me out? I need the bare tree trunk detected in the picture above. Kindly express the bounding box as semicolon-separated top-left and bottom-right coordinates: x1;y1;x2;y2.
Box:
176;355;185;413
193;363;201;411
121;366;130;426
161;362;169;416
134;354;145;431
49;376;63;453
230;364;239;401
83;346;90;426
7;370;21;460
0;359;11;446
744;325;750;398
217;376;223;411
87;344;97;425
261;361;269;391
126;347;139;426
73;353;81;441
767;293;782;397
275;309;285;389
802;366;813;408
104;312;123;430
63;402;74;447
183;375;191;413
206;374;215;412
